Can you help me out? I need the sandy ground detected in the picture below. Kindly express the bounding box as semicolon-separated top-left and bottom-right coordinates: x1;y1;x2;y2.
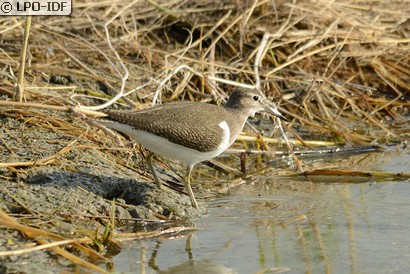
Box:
0;101;202;272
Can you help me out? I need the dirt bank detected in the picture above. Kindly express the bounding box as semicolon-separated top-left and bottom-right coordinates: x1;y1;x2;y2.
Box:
0;103;202;272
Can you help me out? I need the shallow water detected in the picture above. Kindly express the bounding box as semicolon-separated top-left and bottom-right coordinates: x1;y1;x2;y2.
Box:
108;149;410;273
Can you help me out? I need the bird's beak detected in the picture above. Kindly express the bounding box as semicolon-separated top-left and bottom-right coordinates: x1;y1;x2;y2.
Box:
266;104;288;122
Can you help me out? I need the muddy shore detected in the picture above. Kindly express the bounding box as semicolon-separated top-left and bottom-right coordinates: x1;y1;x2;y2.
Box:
0;105;202;272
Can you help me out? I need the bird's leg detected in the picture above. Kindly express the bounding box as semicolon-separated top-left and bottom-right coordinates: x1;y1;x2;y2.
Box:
185;165;199;209
146;153;163;189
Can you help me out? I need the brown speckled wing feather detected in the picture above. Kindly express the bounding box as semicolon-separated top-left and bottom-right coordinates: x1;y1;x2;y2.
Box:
105;102;228;152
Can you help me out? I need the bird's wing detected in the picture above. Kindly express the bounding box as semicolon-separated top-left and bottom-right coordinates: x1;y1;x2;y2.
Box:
105;102;228;152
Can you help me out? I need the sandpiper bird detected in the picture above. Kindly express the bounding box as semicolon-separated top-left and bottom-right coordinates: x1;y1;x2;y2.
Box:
98;88;286;208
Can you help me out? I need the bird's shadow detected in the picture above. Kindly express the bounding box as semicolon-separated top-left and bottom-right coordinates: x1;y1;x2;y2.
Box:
23;169;201;219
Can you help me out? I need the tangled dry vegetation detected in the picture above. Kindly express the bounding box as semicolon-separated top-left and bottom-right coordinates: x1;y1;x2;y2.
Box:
0;0;409;272
1;0;409;140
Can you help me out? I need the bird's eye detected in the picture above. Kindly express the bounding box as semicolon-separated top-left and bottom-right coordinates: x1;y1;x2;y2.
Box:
252;95;260;101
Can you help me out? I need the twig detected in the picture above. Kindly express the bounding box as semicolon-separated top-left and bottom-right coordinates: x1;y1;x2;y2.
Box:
0;139;78;168
282;169;410;180
114;226;200;241
15;16;32;102
76;1;139;111
0;238;91;256
0;101;104;117
36;238;110;274
0;210;108;263
235;134;342;146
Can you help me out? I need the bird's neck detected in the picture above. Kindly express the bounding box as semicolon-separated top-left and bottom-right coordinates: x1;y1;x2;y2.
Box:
223;108;252;144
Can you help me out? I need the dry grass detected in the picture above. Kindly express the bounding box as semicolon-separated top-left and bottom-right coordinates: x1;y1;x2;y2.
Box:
0;0;408;142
